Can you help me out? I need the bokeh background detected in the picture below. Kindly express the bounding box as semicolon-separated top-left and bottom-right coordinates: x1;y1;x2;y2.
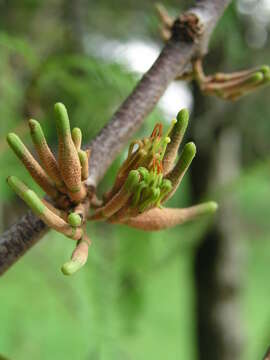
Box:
0;0;270;359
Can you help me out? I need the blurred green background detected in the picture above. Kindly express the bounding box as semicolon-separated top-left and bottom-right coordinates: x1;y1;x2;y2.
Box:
1;0;270;359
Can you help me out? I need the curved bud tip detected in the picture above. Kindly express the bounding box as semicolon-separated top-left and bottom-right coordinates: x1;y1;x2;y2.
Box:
6;133;25;157
78;150;88;165
204;201;218;214
72;127;82;139
68;212;82;227
72;127;82;149
28;119;44;145
176;108;189;126
165;108;189;140
250;72;264;84
61;259;83;276
54;102;71;135
7;175;28;197
183;142;196;160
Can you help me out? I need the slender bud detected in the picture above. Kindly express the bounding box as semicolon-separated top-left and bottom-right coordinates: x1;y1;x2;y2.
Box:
54;103;86;202
225;72;264;100
7;176;82;240
162;109;189;175
61;235;91;275
207;71;264;100
7;133;58;198
72;127;82;151
122;202;218;231
7;176;45;215
164;142;196;202
90;170;140;220
78;150;89;180
28;119;64;190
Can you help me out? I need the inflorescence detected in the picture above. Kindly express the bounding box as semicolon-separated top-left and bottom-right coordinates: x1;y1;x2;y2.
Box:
7;104;217;275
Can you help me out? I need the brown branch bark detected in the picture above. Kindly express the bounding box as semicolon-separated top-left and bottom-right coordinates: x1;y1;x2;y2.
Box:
0;0;231;275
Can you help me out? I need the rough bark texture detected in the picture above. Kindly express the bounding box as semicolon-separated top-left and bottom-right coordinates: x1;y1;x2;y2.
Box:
0;211;47;274
0;0;231;275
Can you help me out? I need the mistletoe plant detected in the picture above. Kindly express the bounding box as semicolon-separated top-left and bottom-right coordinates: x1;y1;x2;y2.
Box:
6;104;217;276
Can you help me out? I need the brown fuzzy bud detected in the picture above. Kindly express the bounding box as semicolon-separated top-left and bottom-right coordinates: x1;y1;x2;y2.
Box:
61;235;91;276
54;103;86;202
7;133;58;199
28;119;65;191
122;202;218;231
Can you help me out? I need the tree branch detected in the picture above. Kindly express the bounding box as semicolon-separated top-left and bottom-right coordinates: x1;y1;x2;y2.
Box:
0;0;231;275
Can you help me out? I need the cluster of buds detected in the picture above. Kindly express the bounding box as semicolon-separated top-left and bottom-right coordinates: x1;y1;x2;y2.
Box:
90;109;217;230
7;104;217;276
7;103;91;275
193;59;270;101
156;5;270;101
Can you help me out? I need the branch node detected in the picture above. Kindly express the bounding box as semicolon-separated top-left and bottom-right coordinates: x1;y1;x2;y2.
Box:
172;13;203;43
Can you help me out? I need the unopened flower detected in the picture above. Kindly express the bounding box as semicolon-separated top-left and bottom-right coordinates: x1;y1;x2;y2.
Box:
6;104;217;276
7;103;91;275
90;109;217;231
